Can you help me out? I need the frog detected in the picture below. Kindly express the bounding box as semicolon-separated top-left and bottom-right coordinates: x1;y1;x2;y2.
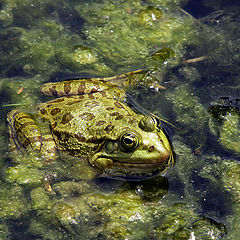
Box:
7;70;174;180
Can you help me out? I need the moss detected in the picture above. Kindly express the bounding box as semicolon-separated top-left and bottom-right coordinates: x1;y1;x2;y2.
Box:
147;0;189;8
165;84;209;146
208;106;240;155
1;76;45;113
0;6;13;27
28;218;71;240
189;218;227;240
31;187;54;212
0;0;198;78
218;160;240;239
177;66;201;83
0;184;30;219
39;174;224;239
116;176;168;201
57;155;98;181
219;112;240;155
53;181;97;198
0;223;9;240
75;0;198;73
5;164;43;188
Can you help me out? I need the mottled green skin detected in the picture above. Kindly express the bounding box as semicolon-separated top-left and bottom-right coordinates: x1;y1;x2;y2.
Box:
7;75;174;179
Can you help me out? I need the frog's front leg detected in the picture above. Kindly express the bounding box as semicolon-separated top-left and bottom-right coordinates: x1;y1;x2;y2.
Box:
7;110;57;163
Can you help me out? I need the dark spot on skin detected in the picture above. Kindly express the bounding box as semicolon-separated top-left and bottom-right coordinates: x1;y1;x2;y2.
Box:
110;112;119;117
105;125;114;132
95;120;106;126
106;107;114;111
49;86;58;97
64;82;71;95
61;113;74;124
109;112;124;120
40;109;47;115
114;101;124;109
75;132;86;142
88;136;100;143
53;130;71;141
78;81;86;94
50;108;61;115
79;112;95;121
128;119;138;125
115;115;123;120
53;130;62;140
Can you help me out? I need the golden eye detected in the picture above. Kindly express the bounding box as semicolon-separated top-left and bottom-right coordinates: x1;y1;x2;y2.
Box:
138;115;158;132
119;132;139;152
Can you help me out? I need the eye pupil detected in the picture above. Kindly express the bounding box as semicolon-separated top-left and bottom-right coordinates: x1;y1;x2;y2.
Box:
124;137;133;145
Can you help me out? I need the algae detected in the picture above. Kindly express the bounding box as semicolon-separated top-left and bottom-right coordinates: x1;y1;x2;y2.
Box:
0;0;240;239
0;184;30;219
208;105;240;155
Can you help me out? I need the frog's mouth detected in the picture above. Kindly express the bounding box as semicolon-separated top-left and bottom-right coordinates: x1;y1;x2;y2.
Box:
113;160;168;168
109;149;172;169
100;158;171;180
91;152;173;172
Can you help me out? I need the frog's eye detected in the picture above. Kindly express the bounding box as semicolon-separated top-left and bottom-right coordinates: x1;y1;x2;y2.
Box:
119;133;139;152
138;115;158;132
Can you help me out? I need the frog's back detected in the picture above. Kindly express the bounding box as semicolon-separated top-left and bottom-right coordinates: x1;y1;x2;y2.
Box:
37;95;141;154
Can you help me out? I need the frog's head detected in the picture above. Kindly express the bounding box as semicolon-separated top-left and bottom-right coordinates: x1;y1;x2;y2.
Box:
89;116;174;179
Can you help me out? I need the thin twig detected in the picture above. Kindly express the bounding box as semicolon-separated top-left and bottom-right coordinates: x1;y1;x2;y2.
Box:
182;56;209;64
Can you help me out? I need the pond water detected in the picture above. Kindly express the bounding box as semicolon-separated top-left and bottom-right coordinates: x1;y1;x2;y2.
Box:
0;0;240;239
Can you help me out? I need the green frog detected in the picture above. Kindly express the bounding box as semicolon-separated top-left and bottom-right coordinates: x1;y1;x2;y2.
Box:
7;71;174;179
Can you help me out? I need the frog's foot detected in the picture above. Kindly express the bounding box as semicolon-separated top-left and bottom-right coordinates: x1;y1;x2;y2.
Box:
7;110;57;163
42;171;58;195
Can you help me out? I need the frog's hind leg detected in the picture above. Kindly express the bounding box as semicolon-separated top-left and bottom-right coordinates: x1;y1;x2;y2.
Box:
7;110;39;155
40;78;125;99
40;71;145;99
7;110;57;163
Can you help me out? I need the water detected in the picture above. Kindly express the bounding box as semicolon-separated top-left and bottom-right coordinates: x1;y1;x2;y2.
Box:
0;0;240;239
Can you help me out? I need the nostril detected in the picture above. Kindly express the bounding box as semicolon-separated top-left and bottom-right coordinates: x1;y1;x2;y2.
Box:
148;145;155;152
